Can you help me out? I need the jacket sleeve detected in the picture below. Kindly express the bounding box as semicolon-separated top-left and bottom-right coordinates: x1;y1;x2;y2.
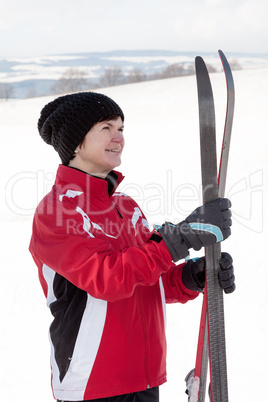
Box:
29;205;174;303
161;262;200;304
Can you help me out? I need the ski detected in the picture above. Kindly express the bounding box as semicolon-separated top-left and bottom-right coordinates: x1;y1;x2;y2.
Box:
185;51;235;402
197;54;224;402
218;49;235;197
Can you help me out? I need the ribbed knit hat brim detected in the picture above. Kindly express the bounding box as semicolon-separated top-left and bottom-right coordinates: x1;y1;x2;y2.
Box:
38;92;124;165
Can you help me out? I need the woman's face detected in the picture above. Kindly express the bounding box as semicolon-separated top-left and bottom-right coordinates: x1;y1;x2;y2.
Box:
69;116;124;177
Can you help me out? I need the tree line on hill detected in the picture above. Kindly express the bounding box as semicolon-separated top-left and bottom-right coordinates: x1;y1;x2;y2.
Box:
51;63;196;94
49;61;234;95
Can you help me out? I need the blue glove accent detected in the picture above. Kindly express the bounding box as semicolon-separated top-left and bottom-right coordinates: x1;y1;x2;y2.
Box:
189;222;224;242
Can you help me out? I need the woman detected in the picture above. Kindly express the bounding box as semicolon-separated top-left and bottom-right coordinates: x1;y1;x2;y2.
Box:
29;92;235;402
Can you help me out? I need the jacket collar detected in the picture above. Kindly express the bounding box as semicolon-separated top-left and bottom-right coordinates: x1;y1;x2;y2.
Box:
55;165;125;199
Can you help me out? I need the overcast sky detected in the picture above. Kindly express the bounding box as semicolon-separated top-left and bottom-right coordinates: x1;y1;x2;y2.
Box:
1;0;267;58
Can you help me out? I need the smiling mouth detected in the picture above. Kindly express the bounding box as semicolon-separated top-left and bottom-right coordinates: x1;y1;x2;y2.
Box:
105;149;121;153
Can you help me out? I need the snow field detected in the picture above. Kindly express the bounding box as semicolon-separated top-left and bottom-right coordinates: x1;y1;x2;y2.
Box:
1;66;267;401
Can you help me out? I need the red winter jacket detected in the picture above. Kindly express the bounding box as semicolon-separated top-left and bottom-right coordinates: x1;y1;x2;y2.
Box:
29;165;198;401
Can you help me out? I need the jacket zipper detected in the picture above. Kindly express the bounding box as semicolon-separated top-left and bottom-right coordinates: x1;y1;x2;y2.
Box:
112;202;123;218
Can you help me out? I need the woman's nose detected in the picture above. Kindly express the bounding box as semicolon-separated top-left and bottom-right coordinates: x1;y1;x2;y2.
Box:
113;131;124;143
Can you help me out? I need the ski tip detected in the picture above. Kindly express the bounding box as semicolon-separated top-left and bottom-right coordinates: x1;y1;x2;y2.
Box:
218;50;235;88
195;55;204;63
195;56;206;69
195;56;210;77
218;49;227;62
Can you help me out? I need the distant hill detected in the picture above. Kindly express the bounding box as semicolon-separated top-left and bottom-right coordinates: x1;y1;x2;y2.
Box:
0;50;267;98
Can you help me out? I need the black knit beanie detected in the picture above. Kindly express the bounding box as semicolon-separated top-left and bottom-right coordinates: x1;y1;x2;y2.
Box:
38;92;124;165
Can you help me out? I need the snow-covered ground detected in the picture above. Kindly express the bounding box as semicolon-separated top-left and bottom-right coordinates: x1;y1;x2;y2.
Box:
1;63;267;401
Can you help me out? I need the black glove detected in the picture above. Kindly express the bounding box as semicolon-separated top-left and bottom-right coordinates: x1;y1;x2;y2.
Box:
182;258;206;292
218;252;236;294
158;198;232;262
182;252;235;294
